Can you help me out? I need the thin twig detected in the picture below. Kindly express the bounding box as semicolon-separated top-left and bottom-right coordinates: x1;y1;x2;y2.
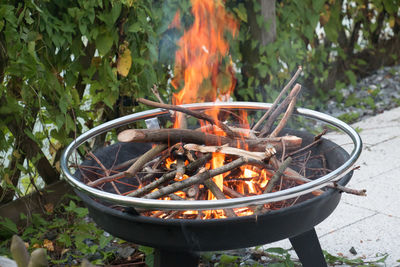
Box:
127;154;212;197
252;66;302;131
254;157;293;214
259;83;302;137
150;84;165;104
269;85;300;137
87;144;168;187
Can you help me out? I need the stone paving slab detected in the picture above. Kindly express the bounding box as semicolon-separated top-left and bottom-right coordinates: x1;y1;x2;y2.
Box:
343;166;400;218
319;213;400;266
266;107;400;266
315;201;377;237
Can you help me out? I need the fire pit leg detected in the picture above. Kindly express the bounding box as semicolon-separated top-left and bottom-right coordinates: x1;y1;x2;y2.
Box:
289;228;327;267
153;249;199;267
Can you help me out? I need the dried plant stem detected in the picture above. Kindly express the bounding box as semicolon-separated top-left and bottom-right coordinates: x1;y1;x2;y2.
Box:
203;179;237;217
87;144;168;187
137;97;236;138
286;129;327;158
259;83;302;137
150;84;165;104
125;144;168;177
332;182;367;196
253;66;302;131
284;171;366;196
87;151;110;175
269;86;299;137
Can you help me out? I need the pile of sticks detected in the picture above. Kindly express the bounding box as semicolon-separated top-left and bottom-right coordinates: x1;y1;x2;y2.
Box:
81;67;365;219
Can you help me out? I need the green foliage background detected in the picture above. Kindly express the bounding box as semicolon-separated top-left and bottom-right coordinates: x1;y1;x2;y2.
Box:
0;0;399;203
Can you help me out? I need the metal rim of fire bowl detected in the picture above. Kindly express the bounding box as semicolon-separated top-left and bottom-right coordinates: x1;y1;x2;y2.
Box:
60;102;362;210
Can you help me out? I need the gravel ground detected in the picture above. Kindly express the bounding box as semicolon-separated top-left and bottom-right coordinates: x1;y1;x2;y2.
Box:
324;65;400;121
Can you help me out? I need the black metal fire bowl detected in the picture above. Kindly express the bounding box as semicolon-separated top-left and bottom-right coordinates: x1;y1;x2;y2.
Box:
74;130;352;252
61;102;362;266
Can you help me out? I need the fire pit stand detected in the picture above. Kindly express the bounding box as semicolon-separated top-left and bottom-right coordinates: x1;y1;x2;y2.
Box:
61;102;362;267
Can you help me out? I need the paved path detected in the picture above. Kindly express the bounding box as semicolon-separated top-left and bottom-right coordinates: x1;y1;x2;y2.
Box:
267;106;400;266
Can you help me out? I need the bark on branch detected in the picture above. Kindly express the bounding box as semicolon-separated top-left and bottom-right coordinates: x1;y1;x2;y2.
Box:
184;143;275;161
118;128;302;153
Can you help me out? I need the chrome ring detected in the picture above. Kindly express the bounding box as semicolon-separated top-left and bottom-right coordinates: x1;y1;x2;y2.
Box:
60;102;362;210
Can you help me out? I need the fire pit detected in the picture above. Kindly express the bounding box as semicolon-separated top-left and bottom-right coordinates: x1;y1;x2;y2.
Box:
61;102;362;267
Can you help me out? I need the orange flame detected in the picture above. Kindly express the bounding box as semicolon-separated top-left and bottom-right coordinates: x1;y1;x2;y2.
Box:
171;0;238;107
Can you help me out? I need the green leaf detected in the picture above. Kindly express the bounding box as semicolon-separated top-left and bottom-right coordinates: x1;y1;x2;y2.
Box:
96;31;114;56
233;3;247;23
265;247;288;255
59;232;72;247
139;246;154;267
99;234;113;249
267;263;286;267
138;245;154;255
0;217;18;234
127;22;142;33
31;213;48;227
312;0;325;12
74;207;89;218
382;0;397;14
219;254;239;264
345;70;357;85
111;3;122;24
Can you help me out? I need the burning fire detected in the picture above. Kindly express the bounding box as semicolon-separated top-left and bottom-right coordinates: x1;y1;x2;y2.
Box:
151;0;269;219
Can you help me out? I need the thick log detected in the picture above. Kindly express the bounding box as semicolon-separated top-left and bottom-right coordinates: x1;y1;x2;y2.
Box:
118;128;302;153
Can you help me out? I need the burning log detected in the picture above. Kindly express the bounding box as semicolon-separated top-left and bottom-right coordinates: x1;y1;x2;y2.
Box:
128;154;212;198
143;157;265;200
203;179;237;217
